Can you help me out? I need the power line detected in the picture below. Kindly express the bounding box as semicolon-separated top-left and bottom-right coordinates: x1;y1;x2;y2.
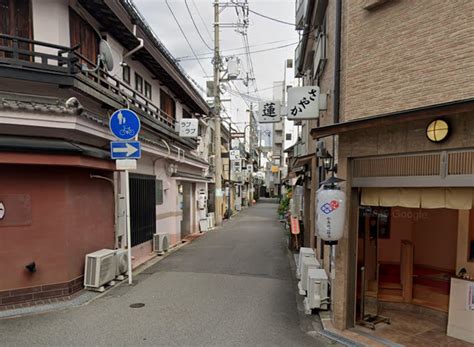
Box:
178;42;297;61
164;0;208;76
247;7;296;27
191;0;214;42
176;38;294;60
184;0;213;51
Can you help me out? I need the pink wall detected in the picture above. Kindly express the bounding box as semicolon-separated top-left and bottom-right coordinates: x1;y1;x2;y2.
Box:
0;164;114;290
412;209;458;270
378;208;458;270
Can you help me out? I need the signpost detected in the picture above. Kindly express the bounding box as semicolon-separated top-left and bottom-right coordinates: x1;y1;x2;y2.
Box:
109;108;141;285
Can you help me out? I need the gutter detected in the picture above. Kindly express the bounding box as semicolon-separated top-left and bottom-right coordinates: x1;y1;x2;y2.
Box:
333;0;342;124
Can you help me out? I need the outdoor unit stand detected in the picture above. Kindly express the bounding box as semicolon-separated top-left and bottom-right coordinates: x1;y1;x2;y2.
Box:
304;268;329;314
297;247;315;279
298;257;321;295
84;249;117;292
153;234;169;255
115;248;129;280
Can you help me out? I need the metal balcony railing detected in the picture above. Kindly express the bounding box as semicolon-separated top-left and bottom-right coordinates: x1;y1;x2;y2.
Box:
0;34;179;132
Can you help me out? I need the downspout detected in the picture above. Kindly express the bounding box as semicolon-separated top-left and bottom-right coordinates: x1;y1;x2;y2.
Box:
333;0;342;124
121;25;144;65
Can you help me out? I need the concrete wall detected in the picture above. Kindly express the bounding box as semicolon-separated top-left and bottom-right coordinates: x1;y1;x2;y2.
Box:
341;0;474;121
0;164;114;291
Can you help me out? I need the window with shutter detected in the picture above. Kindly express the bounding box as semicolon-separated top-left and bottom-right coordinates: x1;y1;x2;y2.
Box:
0;0;32;59
69;8;99;65
160;89;176;123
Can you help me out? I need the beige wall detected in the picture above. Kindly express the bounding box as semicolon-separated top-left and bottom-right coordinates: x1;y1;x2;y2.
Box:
341;0;474;121
456;210;474;275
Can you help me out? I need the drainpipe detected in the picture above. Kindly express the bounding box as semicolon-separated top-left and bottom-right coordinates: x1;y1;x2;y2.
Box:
121;25;144;65
333;0;342;125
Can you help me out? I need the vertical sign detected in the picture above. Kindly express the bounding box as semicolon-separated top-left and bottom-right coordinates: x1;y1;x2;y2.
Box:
287;86;320;120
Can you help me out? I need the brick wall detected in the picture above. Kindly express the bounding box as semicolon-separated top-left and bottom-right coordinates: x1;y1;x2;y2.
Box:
341;0;474;121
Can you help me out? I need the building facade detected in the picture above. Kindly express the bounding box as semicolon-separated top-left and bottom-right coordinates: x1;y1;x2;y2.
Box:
295;0;474;344
0;0;210;308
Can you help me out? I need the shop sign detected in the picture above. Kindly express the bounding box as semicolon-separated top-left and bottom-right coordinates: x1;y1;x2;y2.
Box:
290;216;300;235
179;119;199;138
230;150;241;161
0;201;4;220
258;101;282;123
287;86;320;120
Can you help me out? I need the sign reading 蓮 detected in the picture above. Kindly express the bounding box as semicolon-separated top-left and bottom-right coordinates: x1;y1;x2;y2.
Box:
258;100;282;123
287;86;320;120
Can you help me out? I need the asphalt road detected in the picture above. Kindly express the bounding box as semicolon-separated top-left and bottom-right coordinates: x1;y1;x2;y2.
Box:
0;199;332;346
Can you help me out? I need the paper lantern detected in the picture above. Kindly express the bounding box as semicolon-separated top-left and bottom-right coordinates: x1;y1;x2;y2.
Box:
316;188;346;241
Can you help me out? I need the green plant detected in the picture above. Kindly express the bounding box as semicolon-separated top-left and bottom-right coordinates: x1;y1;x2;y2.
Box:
278;195;290;215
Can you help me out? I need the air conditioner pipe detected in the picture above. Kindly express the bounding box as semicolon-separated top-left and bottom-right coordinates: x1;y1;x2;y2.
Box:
121;25;144;65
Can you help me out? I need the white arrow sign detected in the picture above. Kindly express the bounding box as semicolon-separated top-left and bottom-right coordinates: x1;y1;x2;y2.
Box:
113;143;139;156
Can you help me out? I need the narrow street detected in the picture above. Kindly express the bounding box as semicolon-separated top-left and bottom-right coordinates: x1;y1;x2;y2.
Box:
0;200;329;346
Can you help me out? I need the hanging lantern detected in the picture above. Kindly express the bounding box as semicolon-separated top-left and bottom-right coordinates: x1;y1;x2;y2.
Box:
316;187;346;242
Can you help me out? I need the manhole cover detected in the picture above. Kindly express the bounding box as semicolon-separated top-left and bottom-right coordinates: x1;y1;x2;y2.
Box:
129;303;145;308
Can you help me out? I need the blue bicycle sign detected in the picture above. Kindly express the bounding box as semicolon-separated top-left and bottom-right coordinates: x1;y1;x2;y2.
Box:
109;109;141;140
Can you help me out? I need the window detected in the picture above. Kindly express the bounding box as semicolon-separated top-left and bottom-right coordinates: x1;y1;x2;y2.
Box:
69;8;99;65
135;73;143;94
286;133;292;141
122;65;130;84
182;109;192;119
0;0;32;59
144;81;152;100
160;89;176;122
156;180;163;205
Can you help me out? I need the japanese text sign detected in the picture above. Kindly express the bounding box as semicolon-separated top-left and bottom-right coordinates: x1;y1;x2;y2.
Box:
179;119;199;138
258;100;282;123
287;86;320;120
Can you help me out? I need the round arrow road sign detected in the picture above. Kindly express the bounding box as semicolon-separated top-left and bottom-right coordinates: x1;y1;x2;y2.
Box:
109;109;141;140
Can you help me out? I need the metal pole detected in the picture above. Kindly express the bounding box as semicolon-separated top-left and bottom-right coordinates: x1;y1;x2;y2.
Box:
213;0;223;225
125;169;132;285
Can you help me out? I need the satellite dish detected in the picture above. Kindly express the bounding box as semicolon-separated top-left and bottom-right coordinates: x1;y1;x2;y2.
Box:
99;40;114;72
81;40;114;73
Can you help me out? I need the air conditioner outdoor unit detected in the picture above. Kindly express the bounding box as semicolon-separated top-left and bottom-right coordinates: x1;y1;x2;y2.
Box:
153;234;169;255
297;247;315;279
304;268;329;314
115;248;128;280
298;257;321;295
84;249;117;292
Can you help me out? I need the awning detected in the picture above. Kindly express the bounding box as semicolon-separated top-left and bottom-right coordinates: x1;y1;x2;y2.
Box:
310;98;474;139
361;187;474;209
171;171;210;183
0;135;110;159
293;153;314;168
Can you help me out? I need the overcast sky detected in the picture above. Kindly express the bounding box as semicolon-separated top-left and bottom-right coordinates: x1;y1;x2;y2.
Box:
133;0;298;131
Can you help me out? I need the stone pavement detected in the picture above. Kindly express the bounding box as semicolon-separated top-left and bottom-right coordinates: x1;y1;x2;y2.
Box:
0;199;336;346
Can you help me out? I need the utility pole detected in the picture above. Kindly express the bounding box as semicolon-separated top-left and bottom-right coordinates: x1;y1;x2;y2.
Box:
213;0;223;225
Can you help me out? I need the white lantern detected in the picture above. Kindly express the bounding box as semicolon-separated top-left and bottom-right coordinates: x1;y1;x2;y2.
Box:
316;187;346;242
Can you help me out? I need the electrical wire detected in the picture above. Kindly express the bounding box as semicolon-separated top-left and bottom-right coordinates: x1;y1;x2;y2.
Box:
247;7;296;27
164;0;209;76
191;0;214;42
176;38;295;60
178;42;297;61
184;0;213;51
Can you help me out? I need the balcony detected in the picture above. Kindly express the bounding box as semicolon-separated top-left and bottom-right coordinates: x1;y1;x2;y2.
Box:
0;34;197;149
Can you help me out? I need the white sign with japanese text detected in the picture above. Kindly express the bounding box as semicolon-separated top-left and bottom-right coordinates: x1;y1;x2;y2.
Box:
229;150;241;161
179;119;199;137
287;86;320;120
258;101;282;123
